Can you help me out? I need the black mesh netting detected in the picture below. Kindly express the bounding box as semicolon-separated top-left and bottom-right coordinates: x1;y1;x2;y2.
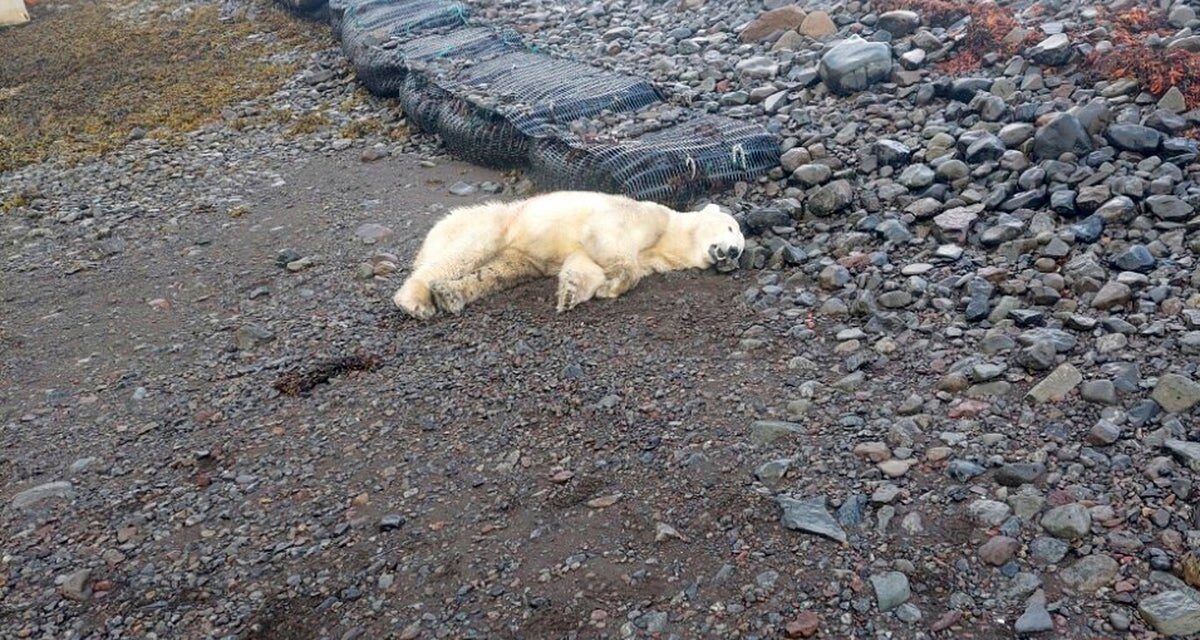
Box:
351;26;520;97
446;52;665;138
398;50;664;168
277;0;781;207
336;0;469;47
529;116;782;208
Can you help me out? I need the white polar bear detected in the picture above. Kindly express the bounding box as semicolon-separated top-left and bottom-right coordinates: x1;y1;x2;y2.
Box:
393;191;744;319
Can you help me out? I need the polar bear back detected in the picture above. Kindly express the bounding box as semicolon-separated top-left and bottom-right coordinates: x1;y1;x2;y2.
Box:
502;191;671;268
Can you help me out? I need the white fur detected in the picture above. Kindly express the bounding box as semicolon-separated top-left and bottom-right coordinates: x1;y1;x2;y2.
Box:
393;191;744;318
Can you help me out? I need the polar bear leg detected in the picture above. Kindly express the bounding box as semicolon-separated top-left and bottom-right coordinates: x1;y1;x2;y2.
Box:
595;262;644;299
556;252;606;313
431;250;542;315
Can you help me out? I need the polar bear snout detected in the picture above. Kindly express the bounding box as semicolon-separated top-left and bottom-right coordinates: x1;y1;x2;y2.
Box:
708;243;742;270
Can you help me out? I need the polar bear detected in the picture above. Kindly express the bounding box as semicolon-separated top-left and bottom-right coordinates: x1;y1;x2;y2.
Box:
393;191;744;319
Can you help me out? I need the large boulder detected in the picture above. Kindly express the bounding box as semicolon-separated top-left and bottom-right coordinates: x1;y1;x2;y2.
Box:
1106;124;1163;154
819;36;893;95
1033;113;1093;160
740;6;807;43
876;10;920;37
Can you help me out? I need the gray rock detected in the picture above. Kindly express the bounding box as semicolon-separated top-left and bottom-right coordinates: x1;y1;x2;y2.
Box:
1138;590;1200;636
876;10;920;37
1091;281;1131;310
750;420;804;446
1026;363;1082;403
1164;440;1200;472
1059;554;1119;593
1030;536;1069;564
777;495;848;543
1028;33;1071;66
11;481;75;509
448;181;477;196
807;179;852;216
1106;124;1163;154
819;36;893;95
871;571;911;612
1144;195;1194;221
995;463;1044;487
1015;600;1054;634
1033;113;1091;161
755;458;793;485
1152;374;1200;413
1041;503;1091;539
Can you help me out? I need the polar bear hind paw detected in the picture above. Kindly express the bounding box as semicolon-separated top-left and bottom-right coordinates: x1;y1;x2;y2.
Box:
429;282;466;315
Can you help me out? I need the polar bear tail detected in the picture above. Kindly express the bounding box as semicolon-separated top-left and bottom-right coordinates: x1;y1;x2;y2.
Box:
393;201;514;317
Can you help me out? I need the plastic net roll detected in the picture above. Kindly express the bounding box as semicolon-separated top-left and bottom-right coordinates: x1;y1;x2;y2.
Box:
399;73;451;133
529;116;781;208
446;52;664;138
435;98;531;169
335;0;468;45
279;0;328;13
352;26;520;97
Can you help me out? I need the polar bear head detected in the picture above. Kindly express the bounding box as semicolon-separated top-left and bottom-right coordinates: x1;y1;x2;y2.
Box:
686;203;745;270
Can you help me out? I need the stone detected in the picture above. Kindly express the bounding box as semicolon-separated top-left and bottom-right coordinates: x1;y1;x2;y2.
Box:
736;56;779;78
11;481;75;509
1091;281;1131;310
873;139;911;167
1152;374;1200;413
1030;537;1069;564
979;536;1020;566
1144;195;1194;221
1026;363;1082;403
785;612;821;638
1087;419;1121;445
819;36;893;95
1164;440;1200;472
1041;503;1091;539
1139;590;1200;636
354;223;393;244
871;571;911;612
740;7;807;43
448;181;477;196
1160;86;1188;114
1015;600;1054;634
1028;34;1072;66
807;179;852;215
777;495;848;543
1109;244;1155;272
995;463;1044;487
1106;124;1163;154
799;11;836;39
755;458;793;485
1033;113;1092;161
933;204;981;239
750;420;804;446
1060;554;1119;593
235;323;275;350
59;569;92;602
876;10;920;37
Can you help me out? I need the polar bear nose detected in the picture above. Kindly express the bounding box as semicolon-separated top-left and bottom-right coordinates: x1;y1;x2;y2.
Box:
727;246;741;260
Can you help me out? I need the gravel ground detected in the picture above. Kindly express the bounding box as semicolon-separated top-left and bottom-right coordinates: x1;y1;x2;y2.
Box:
4;0;1200;639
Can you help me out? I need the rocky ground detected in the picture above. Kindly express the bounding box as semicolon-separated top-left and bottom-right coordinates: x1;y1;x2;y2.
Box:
4;0;1200;638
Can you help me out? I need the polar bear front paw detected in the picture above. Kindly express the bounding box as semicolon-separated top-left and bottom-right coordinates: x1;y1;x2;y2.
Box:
429;282;465;315
394;286;437;320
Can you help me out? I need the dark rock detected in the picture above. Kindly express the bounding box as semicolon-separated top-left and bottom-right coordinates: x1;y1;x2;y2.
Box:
1106;124;1163;154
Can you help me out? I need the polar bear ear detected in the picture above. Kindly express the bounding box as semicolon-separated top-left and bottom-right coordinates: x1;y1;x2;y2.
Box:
697;203;722;215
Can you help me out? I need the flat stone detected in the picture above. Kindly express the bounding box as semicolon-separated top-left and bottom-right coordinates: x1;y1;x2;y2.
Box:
1164;440;1200;472
740;6;807;43
1139;590;1200;636
777;495;847;543
799;10;836;39
1026;363;1082;403
1060;554;1119;593
750;420;804;446
11;481;75;509
1152;374;1200;413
